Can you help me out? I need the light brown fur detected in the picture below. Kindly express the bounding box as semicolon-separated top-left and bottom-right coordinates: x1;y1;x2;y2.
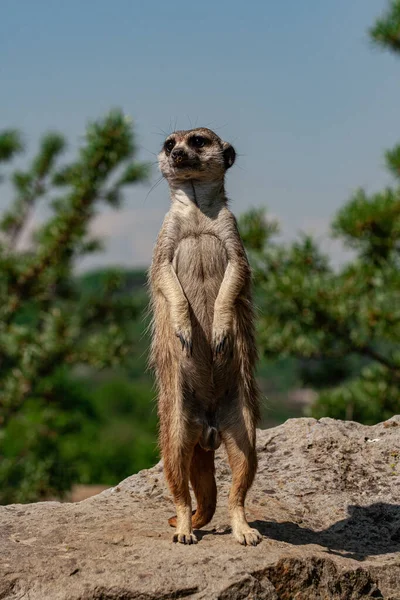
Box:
148;128;262;546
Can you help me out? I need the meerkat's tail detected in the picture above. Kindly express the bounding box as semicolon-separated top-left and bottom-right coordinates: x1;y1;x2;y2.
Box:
190;444;217;529
168;444;217;530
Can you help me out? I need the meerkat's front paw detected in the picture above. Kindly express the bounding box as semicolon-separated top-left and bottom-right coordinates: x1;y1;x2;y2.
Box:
232;525;262;546
173;531;198;545
212;323;231;356
175;325;192;357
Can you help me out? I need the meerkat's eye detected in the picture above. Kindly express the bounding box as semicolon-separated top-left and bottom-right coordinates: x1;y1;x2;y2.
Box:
191;136;207;149
164;139;176;154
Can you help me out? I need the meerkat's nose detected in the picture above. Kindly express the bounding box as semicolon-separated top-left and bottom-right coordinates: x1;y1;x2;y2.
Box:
171;148;187;164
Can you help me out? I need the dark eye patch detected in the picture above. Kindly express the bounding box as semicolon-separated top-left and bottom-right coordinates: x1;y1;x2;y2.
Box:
189;135;209;149
164;139;176;154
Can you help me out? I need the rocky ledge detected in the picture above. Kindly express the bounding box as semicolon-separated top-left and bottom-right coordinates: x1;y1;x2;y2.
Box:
2;417;400;599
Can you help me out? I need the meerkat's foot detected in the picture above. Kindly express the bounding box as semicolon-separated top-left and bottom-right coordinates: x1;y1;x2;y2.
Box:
169;506;198;543
173;531;198;545
231;510;262;546
232;524;262;546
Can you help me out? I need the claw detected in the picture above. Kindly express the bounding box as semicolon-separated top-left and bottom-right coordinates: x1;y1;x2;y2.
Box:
173;532;198;545
178;334;184;351
214;333;228;357
175;330;193;357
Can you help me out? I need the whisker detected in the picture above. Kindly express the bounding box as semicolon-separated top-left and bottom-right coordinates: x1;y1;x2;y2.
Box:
139;144;158;157
212;122;229;131
143;175;165;204
153;127;168;137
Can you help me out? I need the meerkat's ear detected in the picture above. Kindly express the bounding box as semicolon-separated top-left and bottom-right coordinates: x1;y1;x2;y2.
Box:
222;142;236;170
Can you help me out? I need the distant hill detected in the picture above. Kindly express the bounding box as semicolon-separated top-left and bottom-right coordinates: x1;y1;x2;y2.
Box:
77;267;148;297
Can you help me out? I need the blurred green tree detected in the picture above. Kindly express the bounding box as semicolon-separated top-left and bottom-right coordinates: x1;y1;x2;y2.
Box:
0;111;150;503
239;1;400;424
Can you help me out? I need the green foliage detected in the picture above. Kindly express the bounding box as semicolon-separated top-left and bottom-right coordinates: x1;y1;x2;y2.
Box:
313;363;400;424
0;111;151;503
65;377;158;484
239;4;400;425
0;369;93;503
240;204;400;424
370;0;400;53
239;196;400;424
239;207;279;253
0;130;24;163
332;188;400;264
385;144;400;179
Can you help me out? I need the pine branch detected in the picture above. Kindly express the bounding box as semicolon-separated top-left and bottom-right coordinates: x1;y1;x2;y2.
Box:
1;133;66;250
370;0;400;54
0;130;23;162
0;293;137;427
358;345;400;374
3;111;147;319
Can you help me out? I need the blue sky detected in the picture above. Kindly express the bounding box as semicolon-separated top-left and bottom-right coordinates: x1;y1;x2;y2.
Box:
1;0;399;269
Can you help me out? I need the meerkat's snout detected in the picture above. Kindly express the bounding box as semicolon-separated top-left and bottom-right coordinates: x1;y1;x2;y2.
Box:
171;147;189;165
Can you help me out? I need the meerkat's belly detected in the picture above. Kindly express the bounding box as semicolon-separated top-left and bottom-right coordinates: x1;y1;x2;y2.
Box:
173;234;228;336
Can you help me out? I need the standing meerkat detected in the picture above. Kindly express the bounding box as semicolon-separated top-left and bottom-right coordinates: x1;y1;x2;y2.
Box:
149;127;262;546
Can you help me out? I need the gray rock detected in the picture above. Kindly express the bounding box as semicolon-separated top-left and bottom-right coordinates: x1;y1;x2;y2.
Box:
2;417;400;599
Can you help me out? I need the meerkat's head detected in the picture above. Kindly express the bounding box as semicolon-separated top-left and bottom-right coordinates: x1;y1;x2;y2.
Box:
158;127;236;184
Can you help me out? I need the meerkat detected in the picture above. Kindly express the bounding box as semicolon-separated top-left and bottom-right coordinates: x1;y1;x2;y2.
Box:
149;127;262;546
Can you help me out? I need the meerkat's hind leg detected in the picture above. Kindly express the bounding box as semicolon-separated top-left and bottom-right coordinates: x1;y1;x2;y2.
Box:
168;443;217;530
223;411;262;546
163;428;198;545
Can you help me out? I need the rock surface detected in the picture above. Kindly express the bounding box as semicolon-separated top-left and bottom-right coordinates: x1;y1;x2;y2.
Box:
2;417;400;599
